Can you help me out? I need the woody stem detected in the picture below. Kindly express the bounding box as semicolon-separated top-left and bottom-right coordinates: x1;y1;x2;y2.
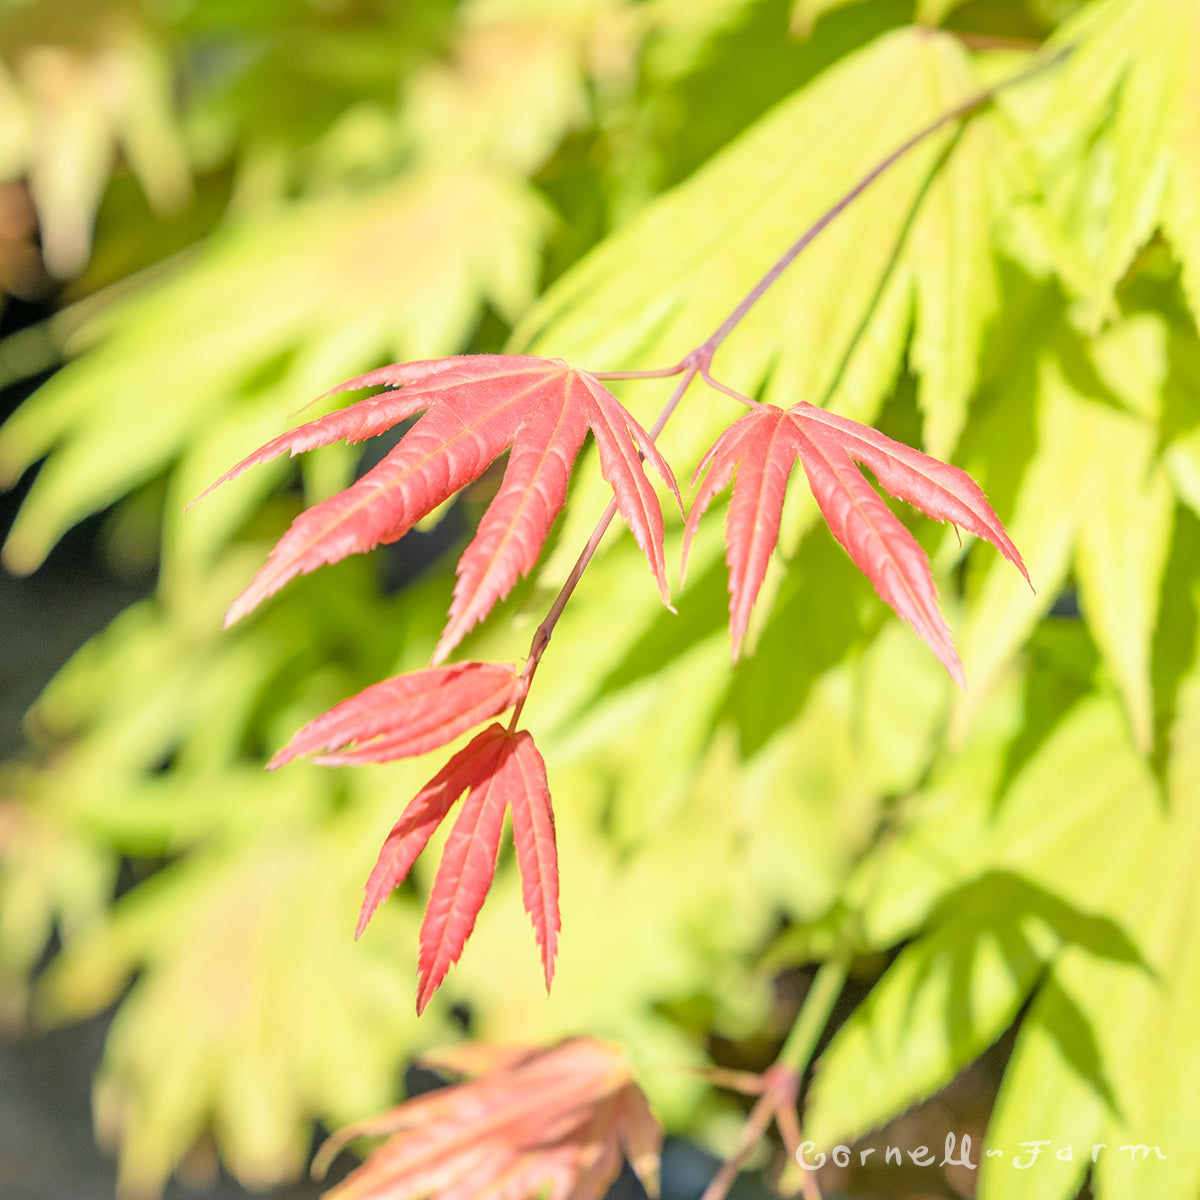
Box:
698;1088;782;1200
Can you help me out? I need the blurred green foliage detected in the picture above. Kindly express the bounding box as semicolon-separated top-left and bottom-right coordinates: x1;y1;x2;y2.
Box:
1;0;1199;1198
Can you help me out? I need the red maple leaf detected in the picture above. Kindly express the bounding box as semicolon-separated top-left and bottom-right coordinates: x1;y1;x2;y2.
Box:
312;1038;662;1200
267;660;550;1010
198;355;680;660
683;402;1029;683
356;723;558;1013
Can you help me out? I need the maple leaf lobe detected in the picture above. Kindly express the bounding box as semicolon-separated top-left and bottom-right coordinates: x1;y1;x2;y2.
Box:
268;661;525;769
416;734;514;1013
354;724;510;943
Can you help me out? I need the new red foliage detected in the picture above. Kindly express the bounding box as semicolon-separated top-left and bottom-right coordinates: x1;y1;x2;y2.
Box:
206;356;1026;1012
356;723;558;1012
201;355;680;659
313;1038;662;1200
683;401;1029;682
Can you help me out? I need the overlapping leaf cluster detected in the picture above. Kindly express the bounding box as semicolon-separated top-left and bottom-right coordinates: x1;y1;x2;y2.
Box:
1;1;1198;1199
186;325;1024;1016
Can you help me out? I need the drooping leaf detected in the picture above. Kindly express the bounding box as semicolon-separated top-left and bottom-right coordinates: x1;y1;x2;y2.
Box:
1010;0;1200;328
0;2;190;279
356;723;560;1011
33;814;427;1200
955;327;1175;746
313;1038;661;1200
268;662;526;768
979;968;1107;1200
201;355;679;657
1074;446;1173;755
980;663;1200;1200
808;692;1161;1153
684;401;1027;681
0;169;551;582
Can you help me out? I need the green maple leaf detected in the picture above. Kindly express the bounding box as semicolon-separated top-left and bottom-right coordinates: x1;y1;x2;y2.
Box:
1007;0;1200;329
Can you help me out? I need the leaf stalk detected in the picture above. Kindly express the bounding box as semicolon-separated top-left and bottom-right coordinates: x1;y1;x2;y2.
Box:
509;367;699;728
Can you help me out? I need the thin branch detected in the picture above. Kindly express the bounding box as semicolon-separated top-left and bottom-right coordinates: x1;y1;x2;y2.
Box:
698;1088;780;1200
699;1066;803;1200
692;45;1071;367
